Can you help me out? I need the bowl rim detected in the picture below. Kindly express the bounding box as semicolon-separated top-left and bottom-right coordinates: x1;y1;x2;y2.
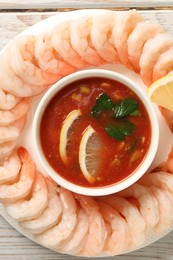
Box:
32;69;159;196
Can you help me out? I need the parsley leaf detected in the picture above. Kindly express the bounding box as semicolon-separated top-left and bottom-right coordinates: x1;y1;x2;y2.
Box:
112;98;139;118
91;93;113;118
129;110;140;116
105;119;136;141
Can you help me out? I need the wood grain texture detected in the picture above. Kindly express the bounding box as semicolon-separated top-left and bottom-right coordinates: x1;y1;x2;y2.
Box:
0;0;172;9
0;10;173;50
1;213;173;259
0;9;173;260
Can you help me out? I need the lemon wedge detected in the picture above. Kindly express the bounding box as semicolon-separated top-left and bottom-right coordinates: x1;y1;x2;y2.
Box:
79;125;101;184
147;74;173;111
59;109;81;164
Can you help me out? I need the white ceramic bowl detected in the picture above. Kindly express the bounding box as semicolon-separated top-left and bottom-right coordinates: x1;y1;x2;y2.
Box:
33;69;159;196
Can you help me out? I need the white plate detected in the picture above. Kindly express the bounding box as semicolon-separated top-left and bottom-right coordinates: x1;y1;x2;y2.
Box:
1;9;173;256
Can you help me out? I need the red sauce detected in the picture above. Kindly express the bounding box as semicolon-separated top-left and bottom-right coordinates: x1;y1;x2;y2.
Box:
40;77;151;187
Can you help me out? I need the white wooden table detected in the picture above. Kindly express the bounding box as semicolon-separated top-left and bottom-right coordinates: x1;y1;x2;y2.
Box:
0;1;173;259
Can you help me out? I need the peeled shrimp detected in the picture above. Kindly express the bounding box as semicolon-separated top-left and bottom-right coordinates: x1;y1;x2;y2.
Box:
0;50;46;97
70;15;104;66
159;107;173;132
0;126;19;144
76;195;107;257
139;33;173;85
0;151;21;184
0;89;20;110
6;172;48;221
118;183;160;231
90;12;119;63
148;186;173;234
0;141;16;161
128;21;164;71
7;35;61;86
0;147;35;203
112;10;143;69
0;98;30;126
34;31;75;75
37;188;77;250
21;178;62;234
152;47;173;81
51;21;88;69
164;146;173;173
0;116;26;144
100;195;146;248
98;201;131;256
60;206;89;255
139;171;173;198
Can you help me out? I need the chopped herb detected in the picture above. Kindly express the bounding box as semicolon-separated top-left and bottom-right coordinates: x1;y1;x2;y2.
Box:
112;98;139;118
105;119;136;141
91;93;113;118
129;137;141;153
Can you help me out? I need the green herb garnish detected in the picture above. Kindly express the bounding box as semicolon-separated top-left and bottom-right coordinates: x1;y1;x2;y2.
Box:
129;110;140;116
91;93;113;118
112;98;139;118
105;119;136;141
91;93;140;141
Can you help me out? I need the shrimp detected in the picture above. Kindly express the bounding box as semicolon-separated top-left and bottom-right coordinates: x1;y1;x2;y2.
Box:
98;201;131;256
36;188;77;250
152;47;173;81
164;146;173;173
70;15;104;66
0;89;20;110
148;186;173;234
159;107;173;133
0;98;30;126
60;206;89;255
0;141;16;162
0;151;21;184
5;172;48;221
0;126;19;144
128;21;164;71
112;10;144;69
51;21;88;69
151;145;173;173
0;116;26;144
139;33;173;85
90;12;119;63
100;195;146;248
34;31;75;75
7;35;61;86
139;171;173;198
76;195;107;257
118;183;160;231
0;50;46;97
21;178;62;234
0;147;36;203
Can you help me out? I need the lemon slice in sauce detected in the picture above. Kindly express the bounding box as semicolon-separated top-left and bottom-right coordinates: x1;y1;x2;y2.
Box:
59;109;81;164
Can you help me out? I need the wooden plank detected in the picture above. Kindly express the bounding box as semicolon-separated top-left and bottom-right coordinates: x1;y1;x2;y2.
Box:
0;0;172;10
0;10;172;50
1;214;173;259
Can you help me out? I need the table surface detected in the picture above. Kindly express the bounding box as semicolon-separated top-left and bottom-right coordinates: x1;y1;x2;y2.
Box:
0;2;173;260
